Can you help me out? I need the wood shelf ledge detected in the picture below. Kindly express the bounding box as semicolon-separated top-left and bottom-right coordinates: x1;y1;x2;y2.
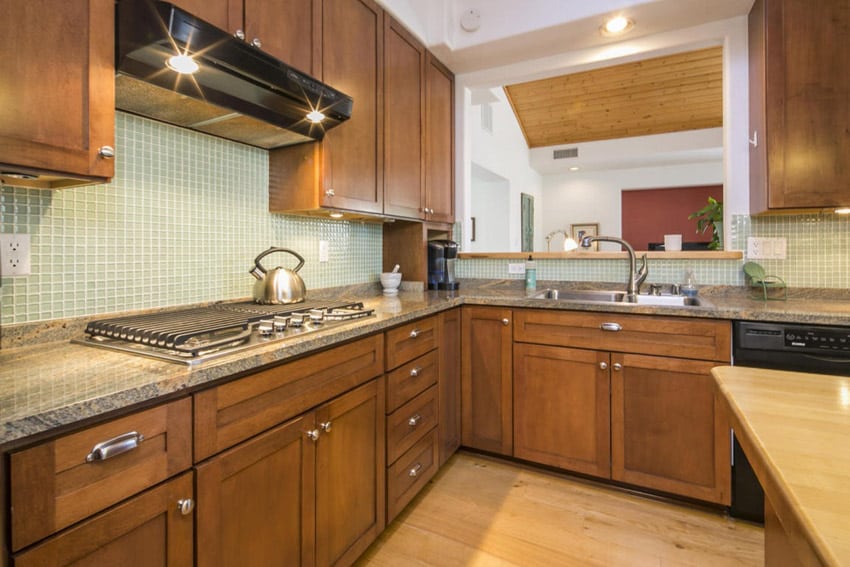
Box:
458;251;743;260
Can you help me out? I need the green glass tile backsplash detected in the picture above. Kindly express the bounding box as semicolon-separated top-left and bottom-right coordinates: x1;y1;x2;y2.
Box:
0;113;382;324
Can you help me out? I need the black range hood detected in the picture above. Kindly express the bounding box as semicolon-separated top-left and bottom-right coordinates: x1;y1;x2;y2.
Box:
115;0;353;149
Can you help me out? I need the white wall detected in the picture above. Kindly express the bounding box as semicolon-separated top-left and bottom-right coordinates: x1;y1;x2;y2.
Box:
469;168;510;252
466;88;543;251
542;162;723;251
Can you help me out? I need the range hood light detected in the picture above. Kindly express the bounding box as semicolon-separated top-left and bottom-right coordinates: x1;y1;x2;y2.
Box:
835;208;850;215
306;109;326;123
166;53;199;74
329;212;344;219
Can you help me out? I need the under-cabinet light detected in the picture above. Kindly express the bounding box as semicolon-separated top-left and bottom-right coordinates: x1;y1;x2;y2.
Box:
166;54;199;74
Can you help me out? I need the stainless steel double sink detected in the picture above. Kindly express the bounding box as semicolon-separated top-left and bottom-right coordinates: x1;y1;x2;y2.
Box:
530;288;702;307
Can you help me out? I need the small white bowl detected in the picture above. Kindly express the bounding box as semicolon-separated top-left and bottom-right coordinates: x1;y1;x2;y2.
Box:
380;272;402;295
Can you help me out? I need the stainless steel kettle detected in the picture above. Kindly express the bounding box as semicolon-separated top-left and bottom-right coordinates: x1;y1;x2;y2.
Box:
250;247;307;304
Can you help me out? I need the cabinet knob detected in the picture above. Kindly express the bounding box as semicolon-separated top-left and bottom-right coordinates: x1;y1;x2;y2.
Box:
325;188;335;197
177;498;195;516
306;429;320;441
409;366;422;377
409;329;420;339
408;414;422;427
749;130;759;148
408;463;422;478
320;421;332;433
234;29;245;40
599;361;608;370
613;363;623;371
501;318;510;326
97;146;115;159
251;37;262;48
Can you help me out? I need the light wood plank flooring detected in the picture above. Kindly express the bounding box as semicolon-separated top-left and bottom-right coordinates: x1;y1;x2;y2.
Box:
358;452;763;566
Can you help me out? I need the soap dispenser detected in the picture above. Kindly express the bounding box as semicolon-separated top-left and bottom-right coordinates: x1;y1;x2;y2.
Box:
525;255;537;290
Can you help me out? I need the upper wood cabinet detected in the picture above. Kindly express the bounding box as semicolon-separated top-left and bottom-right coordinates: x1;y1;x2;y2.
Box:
424;53;455;224
0;0;115;188
270;0;384;216
171;0;321;74
749;0;850;212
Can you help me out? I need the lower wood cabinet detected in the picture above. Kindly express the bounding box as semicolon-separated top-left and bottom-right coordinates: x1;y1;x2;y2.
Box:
14;472;194;567
196;379;385;567
461;306;513;456
513;343;611;478
438;308;461;466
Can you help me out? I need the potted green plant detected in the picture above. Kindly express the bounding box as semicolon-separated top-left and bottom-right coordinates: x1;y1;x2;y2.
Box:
688;196;723;250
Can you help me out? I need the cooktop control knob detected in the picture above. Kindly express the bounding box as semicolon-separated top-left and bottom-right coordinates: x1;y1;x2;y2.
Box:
273;316;289;332
258;320;275;336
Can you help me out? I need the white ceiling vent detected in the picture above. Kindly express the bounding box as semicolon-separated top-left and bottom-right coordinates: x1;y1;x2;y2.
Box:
553;148;578;160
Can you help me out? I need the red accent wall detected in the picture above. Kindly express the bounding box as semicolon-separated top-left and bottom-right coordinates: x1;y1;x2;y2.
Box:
621;185;722;250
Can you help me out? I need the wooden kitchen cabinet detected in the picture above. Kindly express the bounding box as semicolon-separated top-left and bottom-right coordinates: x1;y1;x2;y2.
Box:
170;0;321;74
513;343;611;478
424;53;455;223
438;308;462;466
0;0;114;188
270;0;384;216
748;0;850;212
196;379;385;567
512;309;731;505
461;306;513;456
14;472;194;567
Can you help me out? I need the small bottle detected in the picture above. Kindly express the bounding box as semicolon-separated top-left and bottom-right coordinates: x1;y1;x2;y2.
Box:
681;268;698;297
525;255;537;290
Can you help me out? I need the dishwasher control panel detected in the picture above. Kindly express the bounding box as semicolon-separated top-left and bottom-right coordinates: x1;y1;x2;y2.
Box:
736;321;850;355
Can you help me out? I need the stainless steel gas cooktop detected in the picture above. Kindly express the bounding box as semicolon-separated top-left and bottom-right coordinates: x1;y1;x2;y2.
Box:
72;301;374;365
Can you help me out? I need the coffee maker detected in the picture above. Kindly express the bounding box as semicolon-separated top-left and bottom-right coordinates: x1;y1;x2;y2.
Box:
427;240;459;290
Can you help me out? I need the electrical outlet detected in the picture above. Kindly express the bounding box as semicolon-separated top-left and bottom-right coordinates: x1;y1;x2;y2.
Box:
508;263;525;275
0;233;31;276
318;240;329;262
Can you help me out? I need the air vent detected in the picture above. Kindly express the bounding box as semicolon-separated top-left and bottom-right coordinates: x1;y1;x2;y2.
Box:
553;148;578;159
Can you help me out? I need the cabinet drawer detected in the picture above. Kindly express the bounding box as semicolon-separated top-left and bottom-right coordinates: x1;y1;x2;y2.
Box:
195;334;383;461
385;315;439;370
387;428;438;522
386;385;437;465
386;349;438;413
514;309;731;362
10;397;192;551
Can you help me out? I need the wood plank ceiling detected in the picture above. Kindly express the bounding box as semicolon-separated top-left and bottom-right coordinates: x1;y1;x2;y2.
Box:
504;46;723;148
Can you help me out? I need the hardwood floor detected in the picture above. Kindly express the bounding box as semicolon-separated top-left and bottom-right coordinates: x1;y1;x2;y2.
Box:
357;452;763;566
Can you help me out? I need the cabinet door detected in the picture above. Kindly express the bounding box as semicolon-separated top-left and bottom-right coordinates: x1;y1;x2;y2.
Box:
15;473;193;567
169;0;231;30
319;0;384;214
749;0;850;211
0;0;114;184
315;379;385;567
461;306;513;455
611;353;730;505
514;344;611;478
245;0;321;73
438;308;462;466
424;53;455;223
196;413;315;567
383;16;424;219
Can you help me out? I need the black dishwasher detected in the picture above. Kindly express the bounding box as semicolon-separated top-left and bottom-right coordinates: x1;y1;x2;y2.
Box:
731;320;850;522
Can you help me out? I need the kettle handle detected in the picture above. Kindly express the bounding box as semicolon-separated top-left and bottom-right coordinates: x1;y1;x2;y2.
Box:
252;247;306;275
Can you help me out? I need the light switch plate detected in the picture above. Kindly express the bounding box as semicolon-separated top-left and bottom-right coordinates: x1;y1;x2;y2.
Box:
0;233;31;276
318;240;329;262
508;263;525;275
747;236;787;259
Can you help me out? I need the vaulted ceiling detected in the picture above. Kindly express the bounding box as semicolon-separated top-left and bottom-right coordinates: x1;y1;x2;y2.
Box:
503;46;723;148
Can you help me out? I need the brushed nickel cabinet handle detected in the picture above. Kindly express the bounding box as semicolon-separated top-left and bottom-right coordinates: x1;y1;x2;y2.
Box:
409;329;420;339
234;29;245;40
599;361;608;370
408;414;422;427
600;322;622;332
408;463;422;477
325;188;335;197
306;429;320;441
613;363;623;371
320;421;332;433
251;37;262;48
97;146;115;159
410;366;422;377
86;431;144;462
177;498;195;516
502;318;510;326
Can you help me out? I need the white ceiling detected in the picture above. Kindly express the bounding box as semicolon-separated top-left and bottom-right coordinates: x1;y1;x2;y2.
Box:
376;0;754;73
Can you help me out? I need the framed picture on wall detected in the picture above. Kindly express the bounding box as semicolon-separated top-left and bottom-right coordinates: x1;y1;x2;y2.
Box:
571;222;599;251
521;193;534;252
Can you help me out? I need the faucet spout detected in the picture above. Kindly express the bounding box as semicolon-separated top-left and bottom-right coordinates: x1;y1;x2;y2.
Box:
580;235;649;300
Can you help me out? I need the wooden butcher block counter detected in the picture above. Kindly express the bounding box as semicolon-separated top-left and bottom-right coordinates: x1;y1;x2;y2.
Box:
712;366;850;567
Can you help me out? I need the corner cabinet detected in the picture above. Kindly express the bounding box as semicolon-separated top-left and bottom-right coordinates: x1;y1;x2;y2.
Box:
0;0;115;188
748;0;850;212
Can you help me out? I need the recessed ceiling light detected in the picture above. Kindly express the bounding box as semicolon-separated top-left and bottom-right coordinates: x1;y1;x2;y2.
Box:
601;16;633;36
569;166;580;171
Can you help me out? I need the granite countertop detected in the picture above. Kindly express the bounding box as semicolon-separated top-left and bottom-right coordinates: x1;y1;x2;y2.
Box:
2;280;849;449
713;366;850;566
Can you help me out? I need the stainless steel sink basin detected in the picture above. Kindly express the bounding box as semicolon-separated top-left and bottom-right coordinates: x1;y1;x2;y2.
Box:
531;288;702;307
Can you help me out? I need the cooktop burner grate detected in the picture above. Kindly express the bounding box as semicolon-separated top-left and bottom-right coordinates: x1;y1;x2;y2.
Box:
74;301;374;364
